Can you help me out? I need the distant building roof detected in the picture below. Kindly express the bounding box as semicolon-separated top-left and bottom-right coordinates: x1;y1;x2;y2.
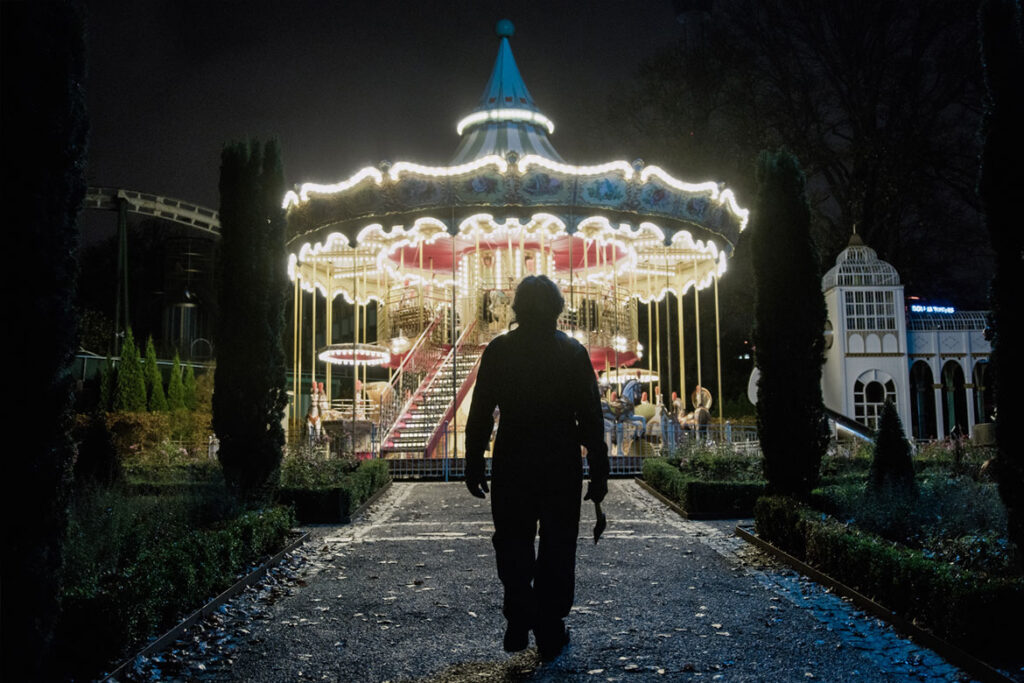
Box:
822;232;900;290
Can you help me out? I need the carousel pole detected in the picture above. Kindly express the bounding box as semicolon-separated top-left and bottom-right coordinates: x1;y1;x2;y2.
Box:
612;241;619;393
678;278;686;413
352;255;358;448
418;239;424;336
311;261;317;392
693;260;703;396
714;269;723;424
654;282;661;403
664;246;674;403
326;272;333;404
293;271;300;430
297;274;303;431
647;268;654;400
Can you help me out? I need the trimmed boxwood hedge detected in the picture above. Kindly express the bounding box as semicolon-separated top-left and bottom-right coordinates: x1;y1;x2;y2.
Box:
642;458;765;517
754;495;1024;661
58;505;295;676
278;458;391;523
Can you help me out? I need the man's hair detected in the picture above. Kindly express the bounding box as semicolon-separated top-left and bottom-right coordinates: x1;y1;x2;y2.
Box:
512;275;564;329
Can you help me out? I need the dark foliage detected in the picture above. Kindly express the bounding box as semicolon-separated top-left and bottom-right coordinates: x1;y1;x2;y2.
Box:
750;149;829;500
74;412;122;487
213;140;289;507
867;400;917;498
1;1;88;678
979;0;1024;569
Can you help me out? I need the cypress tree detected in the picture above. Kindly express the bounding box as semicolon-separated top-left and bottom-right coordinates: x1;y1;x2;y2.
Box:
751;149;830;501
114;327;147;412
979;0;1024;564
867;400;917;498
144;335;167;411
213;139;288;507
167;351;186;411
183;361;198;410
2;1;88;677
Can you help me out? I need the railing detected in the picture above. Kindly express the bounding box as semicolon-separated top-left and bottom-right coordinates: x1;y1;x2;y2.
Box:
423;321;481;458
377;311;446;449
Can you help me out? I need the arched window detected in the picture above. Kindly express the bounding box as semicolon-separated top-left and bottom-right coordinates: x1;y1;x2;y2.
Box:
942;361;968;437
854;370;897;431
973;361;994;424
909;361;936;439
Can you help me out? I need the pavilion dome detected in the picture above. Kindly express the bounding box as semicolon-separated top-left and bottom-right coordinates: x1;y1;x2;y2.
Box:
450;21;563;164
822;231;900;290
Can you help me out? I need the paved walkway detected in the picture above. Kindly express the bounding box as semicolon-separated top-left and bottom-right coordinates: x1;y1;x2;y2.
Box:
127;481;982;682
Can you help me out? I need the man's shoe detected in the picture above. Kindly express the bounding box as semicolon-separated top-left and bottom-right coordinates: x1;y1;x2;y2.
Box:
536;624;569;662
503;623;530;652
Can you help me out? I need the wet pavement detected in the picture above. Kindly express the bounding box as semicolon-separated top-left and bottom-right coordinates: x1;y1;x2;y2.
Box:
124;480;1004;682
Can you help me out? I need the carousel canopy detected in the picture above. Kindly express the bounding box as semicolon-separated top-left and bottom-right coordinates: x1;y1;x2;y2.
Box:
284;21;749;304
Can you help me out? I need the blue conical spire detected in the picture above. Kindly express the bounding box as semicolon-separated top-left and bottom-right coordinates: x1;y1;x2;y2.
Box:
451;20;562;164
475;22;539;113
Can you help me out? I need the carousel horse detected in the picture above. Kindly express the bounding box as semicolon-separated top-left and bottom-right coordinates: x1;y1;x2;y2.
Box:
307;384;324;445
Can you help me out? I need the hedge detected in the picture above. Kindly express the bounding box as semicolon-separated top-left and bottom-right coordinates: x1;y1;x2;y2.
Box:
642;458;765;517
279;458;391;523
754;495;1024;661
58;505;295;676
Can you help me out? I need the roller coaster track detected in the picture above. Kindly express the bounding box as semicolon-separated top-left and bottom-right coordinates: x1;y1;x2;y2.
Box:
85;187;220;236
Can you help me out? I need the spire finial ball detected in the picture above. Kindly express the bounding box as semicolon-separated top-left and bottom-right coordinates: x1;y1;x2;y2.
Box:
496;19;515;38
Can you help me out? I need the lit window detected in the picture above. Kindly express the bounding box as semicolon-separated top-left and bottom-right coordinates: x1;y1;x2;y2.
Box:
844;290;896;331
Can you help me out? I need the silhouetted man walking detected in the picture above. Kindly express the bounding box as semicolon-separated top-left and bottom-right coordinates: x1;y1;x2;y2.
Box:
465;275;609;661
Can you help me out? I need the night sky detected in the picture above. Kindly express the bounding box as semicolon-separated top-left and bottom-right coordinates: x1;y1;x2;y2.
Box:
84;1;683;214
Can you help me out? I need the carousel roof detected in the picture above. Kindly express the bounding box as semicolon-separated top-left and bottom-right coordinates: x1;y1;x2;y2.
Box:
450;21;563;164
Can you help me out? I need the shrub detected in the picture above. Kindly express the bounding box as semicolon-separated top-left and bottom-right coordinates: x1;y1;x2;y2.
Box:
73;412;121;486
279;458;391;523
58;486;294;677
643;458;764;517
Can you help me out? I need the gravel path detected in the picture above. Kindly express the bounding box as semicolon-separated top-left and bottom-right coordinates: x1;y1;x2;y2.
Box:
125;480;989;682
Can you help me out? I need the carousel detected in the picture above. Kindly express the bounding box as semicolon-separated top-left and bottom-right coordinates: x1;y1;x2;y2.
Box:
285;21;748;461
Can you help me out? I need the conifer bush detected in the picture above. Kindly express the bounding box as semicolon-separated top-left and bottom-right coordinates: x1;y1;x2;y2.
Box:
867;400;916;498
166;352;186;411
114;328;146;412
143;336;167;412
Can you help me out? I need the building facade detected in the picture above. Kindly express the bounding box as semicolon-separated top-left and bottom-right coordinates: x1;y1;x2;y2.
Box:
821;234;992;440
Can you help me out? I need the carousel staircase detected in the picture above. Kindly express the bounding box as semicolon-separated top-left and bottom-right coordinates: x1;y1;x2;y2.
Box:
381;345;484;457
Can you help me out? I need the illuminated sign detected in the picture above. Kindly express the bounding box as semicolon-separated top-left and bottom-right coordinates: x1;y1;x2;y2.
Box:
911;305;956;314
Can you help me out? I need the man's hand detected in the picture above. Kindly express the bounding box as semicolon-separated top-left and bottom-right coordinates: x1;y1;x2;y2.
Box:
465;456;489;499
584;478;607;504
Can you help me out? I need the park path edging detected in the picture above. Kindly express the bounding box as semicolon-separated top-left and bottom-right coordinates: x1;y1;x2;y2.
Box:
733;525;1013;683
102;478;393;682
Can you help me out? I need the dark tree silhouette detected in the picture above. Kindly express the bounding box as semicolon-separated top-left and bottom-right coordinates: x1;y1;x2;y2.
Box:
618;0;990;306
978;0;1024;565
213;140;288;507
1;1;88;678
751;149;830;501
